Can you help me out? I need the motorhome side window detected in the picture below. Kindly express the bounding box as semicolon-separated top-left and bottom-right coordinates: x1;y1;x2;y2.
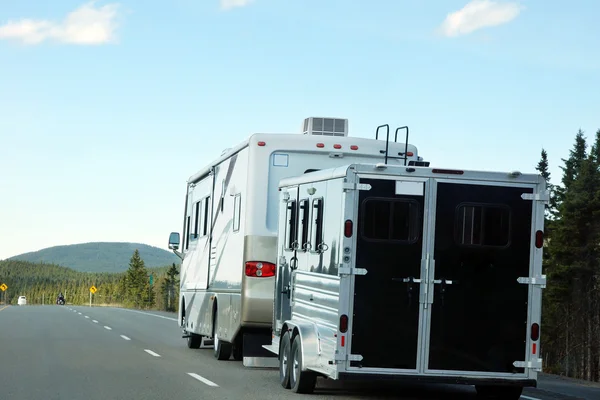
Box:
455;204;511;247
298;199;310;251
203;196;211;236
233;194;241;233
185;215;191;250
284;200;297;251
361;198;420;243
310;198;324;252
193;201;201;239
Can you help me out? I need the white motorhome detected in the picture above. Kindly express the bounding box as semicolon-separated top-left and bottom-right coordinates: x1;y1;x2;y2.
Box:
264;163;547;399
167;118;426;365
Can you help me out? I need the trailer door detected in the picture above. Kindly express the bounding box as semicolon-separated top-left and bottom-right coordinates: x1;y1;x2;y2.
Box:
424;180;534;375
350;177;429;371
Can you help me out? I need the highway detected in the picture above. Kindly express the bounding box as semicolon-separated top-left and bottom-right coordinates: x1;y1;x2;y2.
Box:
0;305;599;400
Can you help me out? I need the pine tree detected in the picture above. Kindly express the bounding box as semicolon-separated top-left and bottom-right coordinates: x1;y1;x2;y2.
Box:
124;249;149;308
161;263;179;311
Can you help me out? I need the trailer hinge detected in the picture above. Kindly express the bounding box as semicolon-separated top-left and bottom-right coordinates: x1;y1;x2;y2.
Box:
513;358;543;372
334;353;363;362
342;182;372;191
338;267;367;276
521;191;550;204
517;275;547;288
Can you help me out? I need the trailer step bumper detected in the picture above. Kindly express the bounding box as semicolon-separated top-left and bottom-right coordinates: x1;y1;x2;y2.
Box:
243;331;278;368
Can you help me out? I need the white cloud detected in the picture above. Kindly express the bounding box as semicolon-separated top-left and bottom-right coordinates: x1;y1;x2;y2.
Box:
438;0;523;38
0;2;120;45
220;0;253;11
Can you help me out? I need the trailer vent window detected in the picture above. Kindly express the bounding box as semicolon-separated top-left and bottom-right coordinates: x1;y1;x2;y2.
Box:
299;199;310;251
233;194;241;233
361;199;420;243
455;204;511;247
285;200;298;251
311;198;324;252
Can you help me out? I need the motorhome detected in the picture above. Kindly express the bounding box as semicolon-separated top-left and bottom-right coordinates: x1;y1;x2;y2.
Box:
264;162;547;399
167;118;426;366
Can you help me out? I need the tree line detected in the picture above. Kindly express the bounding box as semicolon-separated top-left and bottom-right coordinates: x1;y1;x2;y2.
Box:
0;249;180;313
537;128;600;382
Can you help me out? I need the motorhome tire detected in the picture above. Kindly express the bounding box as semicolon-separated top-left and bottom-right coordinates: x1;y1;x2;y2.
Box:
213;311;232;360
475;385;523;399
279;331;292;389
187;333;202;349
289;336;317;393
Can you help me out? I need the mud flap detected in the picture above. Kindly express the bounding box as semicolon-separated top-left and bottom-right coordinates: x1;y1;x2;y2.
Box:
243;331;278;368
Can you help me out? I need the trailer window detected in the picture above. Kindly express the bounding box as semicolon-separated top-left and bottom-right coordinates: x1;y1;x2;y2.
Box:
455;204;511;247
299;199;310;251
284;200;297;251
203;196;211;236
233;194;241;233
311;198;324;252
361;198;420;243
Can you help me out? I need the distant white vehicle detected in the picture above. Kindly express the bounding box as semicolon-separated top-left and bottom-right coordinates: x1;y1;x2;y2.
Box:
17;296;26;306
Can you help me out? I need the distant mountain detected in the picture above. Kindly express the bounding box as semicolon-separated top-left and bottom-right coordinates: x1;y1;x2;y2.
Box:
7;242;180;273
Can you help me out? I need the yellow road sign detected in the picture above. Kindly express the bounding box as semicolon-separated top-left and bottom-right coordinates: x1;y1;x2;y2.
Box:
89;285;97;294
0;283;7;291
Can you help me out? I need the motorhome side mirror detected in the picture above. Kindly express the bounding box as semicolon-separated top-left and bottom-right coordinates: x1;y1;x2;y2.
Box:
168;232;180;250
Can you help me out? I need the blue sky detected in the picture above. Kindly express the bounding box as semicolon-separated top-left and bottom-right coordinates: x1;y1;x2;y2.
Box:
1;0;598;260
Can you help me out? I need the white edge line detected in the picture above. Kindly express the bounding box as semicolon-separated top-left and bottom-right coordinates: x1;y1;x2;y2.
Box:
111;307;178;321
92;320;98;323
104;326;112;330
187;373;219;387
144;349;161;357
120;335;131;341
521;396;542;400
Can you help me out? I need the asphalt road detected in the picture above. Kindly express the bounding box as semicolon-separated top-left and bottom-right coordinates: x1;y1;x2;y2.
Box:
1;304;599;400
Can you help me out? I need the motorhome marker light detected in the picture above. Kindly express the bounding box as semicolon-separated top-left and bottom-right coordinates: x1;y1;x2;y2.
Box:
257;141;266;146
334;144;342;149
316;143;325;148
406;152;414;157
350;145;358;150
245;261;276;278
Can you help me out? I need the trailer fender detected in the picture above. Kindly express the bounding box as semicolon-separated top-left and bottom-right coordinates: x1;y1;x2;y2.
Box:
285;321;320;372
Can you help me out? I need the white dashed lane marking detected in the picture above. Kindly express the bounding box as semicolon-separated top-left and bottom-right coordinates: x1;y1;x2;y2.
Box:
104;326;112;331
144;350;161;357
120;335;131;341
187;373;219;387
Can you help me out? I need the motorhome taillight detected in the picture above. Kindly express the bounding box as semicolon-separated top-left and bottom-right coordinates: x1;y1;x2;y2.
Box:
339;314;348;333
350;145;358;150
316;143;325;148
432;168;464;175
531;323;540;341
245;261;276;278
333;144;342;149
257;141;266;146
344;220;353;237
407;151;414;156
535;230;544;248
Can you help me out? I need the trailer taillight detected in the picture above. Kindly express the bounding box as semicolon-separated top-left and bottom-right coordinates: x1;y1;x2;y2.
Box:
334;144;342;149
344;220;353;237
535;230;544;248
316;143;325;148
245;261;276;278
339;314;348;333
531;323;540;341
350;145;358;150
257;141;266;146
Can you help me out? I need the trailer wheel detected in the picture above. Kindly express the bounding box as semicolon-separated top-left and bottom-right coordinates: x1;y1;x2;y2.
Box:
187;333;202;349
279;331;292;389
213;310;232;360
289;336;317;394
475;385;523;399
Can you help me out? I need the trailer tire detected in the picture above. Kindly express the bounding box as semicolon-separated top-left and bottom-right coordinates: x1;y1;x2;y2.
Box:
475;385;523;399
213;309;232;360
187;333;202;349
279;331;292;389
289;336;317;394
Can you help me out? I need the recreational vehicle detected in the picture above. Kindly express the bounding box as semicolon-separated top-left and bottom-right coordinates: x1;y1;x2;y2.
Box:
264;162;547;399
167;118;425;365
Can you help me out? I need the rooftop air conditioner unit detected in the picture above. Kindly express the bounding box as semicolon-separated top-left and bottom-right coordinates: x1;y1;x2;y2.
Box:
302;117;348;137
